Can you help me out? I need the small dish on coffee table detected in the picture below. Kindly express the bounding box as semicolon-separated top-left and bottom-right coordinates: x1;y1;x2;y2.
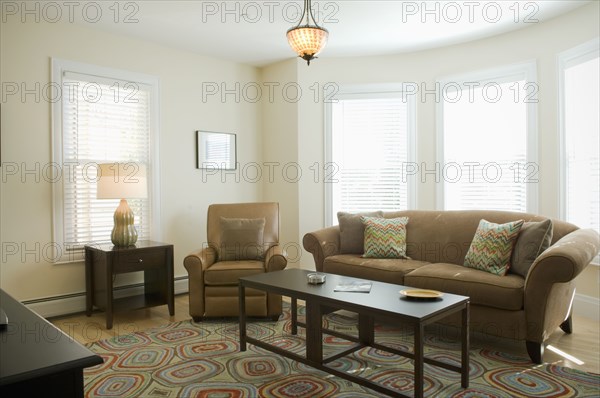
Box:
400;289;443;300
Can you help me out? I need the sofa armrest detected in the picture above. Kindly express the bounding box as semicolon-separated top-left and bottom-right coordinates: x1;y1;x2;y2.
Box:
265;245;287;272
302;226;341;272
524;228;600;342
183;247;217;318
525;228;600;287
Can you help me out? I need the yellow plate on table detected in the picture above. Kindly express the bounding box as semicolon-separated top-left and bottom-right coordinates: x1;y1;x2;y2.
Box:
399;289;443;299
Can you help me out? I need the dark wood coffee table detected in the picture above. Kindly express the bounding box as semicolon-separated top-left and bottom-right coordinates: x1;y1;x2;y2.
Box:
239;269;469;398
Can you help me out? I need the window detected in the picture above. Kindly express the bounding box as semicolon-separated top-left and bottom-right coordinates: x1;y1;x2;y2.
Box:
325;88;416;226
559;39;600;236
437;62;538;212
52;59;160;262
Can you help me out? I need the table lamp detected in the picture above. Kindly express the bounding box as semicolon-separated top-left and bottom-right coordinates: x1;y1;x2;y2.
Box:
97;163;147;247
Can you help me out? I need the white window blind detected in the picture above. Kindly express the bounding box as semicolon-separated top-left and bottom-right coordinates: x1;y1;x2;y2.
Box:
57;69;153;250
560;42;600;235
327;94;413;226
439;64;537;212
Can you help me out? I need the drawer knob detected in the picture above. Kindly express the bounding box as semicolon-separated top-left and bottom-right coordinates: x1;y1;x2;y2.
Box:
139;259;143;263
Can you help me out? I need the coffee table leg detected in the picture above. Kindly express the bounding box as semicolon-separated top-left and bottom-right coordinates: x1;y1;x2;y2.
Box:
414;322;424;398
461;303;470;388
305;301;323;364
358;314;374;345
291;297;298;335
238;284;247;351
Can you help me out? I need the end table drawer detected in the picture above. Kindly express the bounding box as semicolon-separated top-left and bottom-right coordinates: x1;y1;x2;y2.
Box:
115;250;166;272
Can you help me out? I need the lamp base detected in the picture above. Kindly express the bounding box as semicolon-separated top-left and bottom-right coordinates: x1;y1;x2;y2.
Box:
111;199;138;247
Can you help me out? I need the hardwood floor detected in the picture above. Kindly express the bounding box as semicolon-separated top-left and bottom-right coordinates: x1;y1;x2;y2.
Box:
537;314;600;374
50;294;192;344
50;294;600;374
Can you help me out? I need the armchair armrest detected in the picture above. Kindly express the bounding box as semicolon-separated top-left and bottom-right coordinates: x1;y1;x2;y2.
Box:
183;247;217;318
265;245;287;272
184;247;217;273
302;226;341;272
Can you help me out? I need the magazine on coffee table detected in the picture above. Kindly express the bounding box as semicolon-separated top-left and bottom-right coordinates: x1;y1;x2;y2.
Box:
334;280;372;293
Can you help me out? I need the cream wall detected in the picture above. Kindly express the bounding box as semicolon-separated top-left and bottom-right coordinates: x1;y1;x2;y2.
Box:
260;60;301;264
0;20;262;301
288;3;599;298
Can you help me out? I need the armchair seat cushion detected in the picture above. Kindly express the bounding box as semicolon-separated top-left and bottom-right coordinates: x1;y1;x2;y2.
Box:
204;261;265;285
404;263;525;311
323;255;429;285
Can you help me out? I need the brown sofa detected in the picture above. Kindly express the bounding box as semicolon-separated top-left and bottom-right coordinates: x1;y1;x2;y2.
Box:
303;210;600;363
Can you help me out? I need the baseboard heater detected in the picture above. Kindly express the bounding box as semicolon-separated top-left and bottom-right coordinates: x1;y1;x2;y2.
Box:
20;276;189;318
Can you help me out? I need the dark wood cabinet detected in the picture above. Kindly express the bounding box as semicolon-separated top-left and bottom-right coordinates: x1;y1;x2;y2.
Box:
85;241;174;329
0;290;103;397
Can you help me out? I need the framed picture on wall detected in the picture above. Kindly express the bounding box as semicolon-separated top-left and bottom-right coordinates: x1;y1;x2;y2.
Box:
196;130;237;170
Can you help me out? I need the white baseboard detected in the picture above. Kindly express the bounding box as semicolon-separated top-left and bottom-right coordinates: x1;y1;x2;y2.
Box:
25;278;189;318
573;293;600;321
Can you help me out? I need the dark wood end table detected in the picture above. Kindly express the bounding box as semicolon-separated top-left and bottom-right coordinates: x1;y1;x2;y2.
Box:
85;240;174;329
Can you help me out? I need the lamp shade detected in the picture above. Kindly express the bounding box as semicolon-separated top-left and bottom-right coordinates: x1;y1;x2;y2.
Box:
97;163;147;199
287;25;329;62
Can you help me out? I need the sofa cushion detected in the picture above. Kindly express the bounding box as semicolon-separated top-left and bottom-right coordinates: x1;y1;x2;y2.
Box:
338;211;383;254
404;263;524;311
361;216;410;259
324;255;429;285
204;261;264;285
220;217;265;261
510;219;553;277
463;219;524;275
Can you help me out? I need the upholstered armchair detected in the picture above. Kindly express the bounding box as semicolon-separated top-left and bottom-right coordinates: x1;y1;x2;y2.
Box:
184;202;288;321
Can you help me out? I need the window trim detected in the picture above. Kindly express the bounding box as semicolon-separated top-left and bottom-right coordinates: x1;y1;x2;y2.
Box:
435;61;539;213
324;84;417;227
558;38;600;225
51;58;161;263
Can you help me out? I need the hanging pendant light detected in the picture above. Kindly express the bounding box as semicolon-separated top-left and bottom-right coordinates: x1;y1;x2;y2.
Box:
286;0;329;65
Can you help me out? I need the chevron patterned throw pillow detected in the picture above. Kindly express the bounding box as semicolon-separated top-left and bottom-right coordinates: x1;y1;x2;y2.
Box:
464;219;524;276
361;216;410;259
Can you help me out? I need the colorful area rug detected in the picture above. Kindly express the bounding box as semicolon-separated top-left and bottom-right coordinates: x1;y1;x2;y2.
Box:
85;304;599;397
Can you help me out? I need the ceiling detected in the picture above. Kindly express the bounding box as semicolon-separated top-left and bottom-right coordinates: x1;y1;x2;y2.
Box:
82;1;589;67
